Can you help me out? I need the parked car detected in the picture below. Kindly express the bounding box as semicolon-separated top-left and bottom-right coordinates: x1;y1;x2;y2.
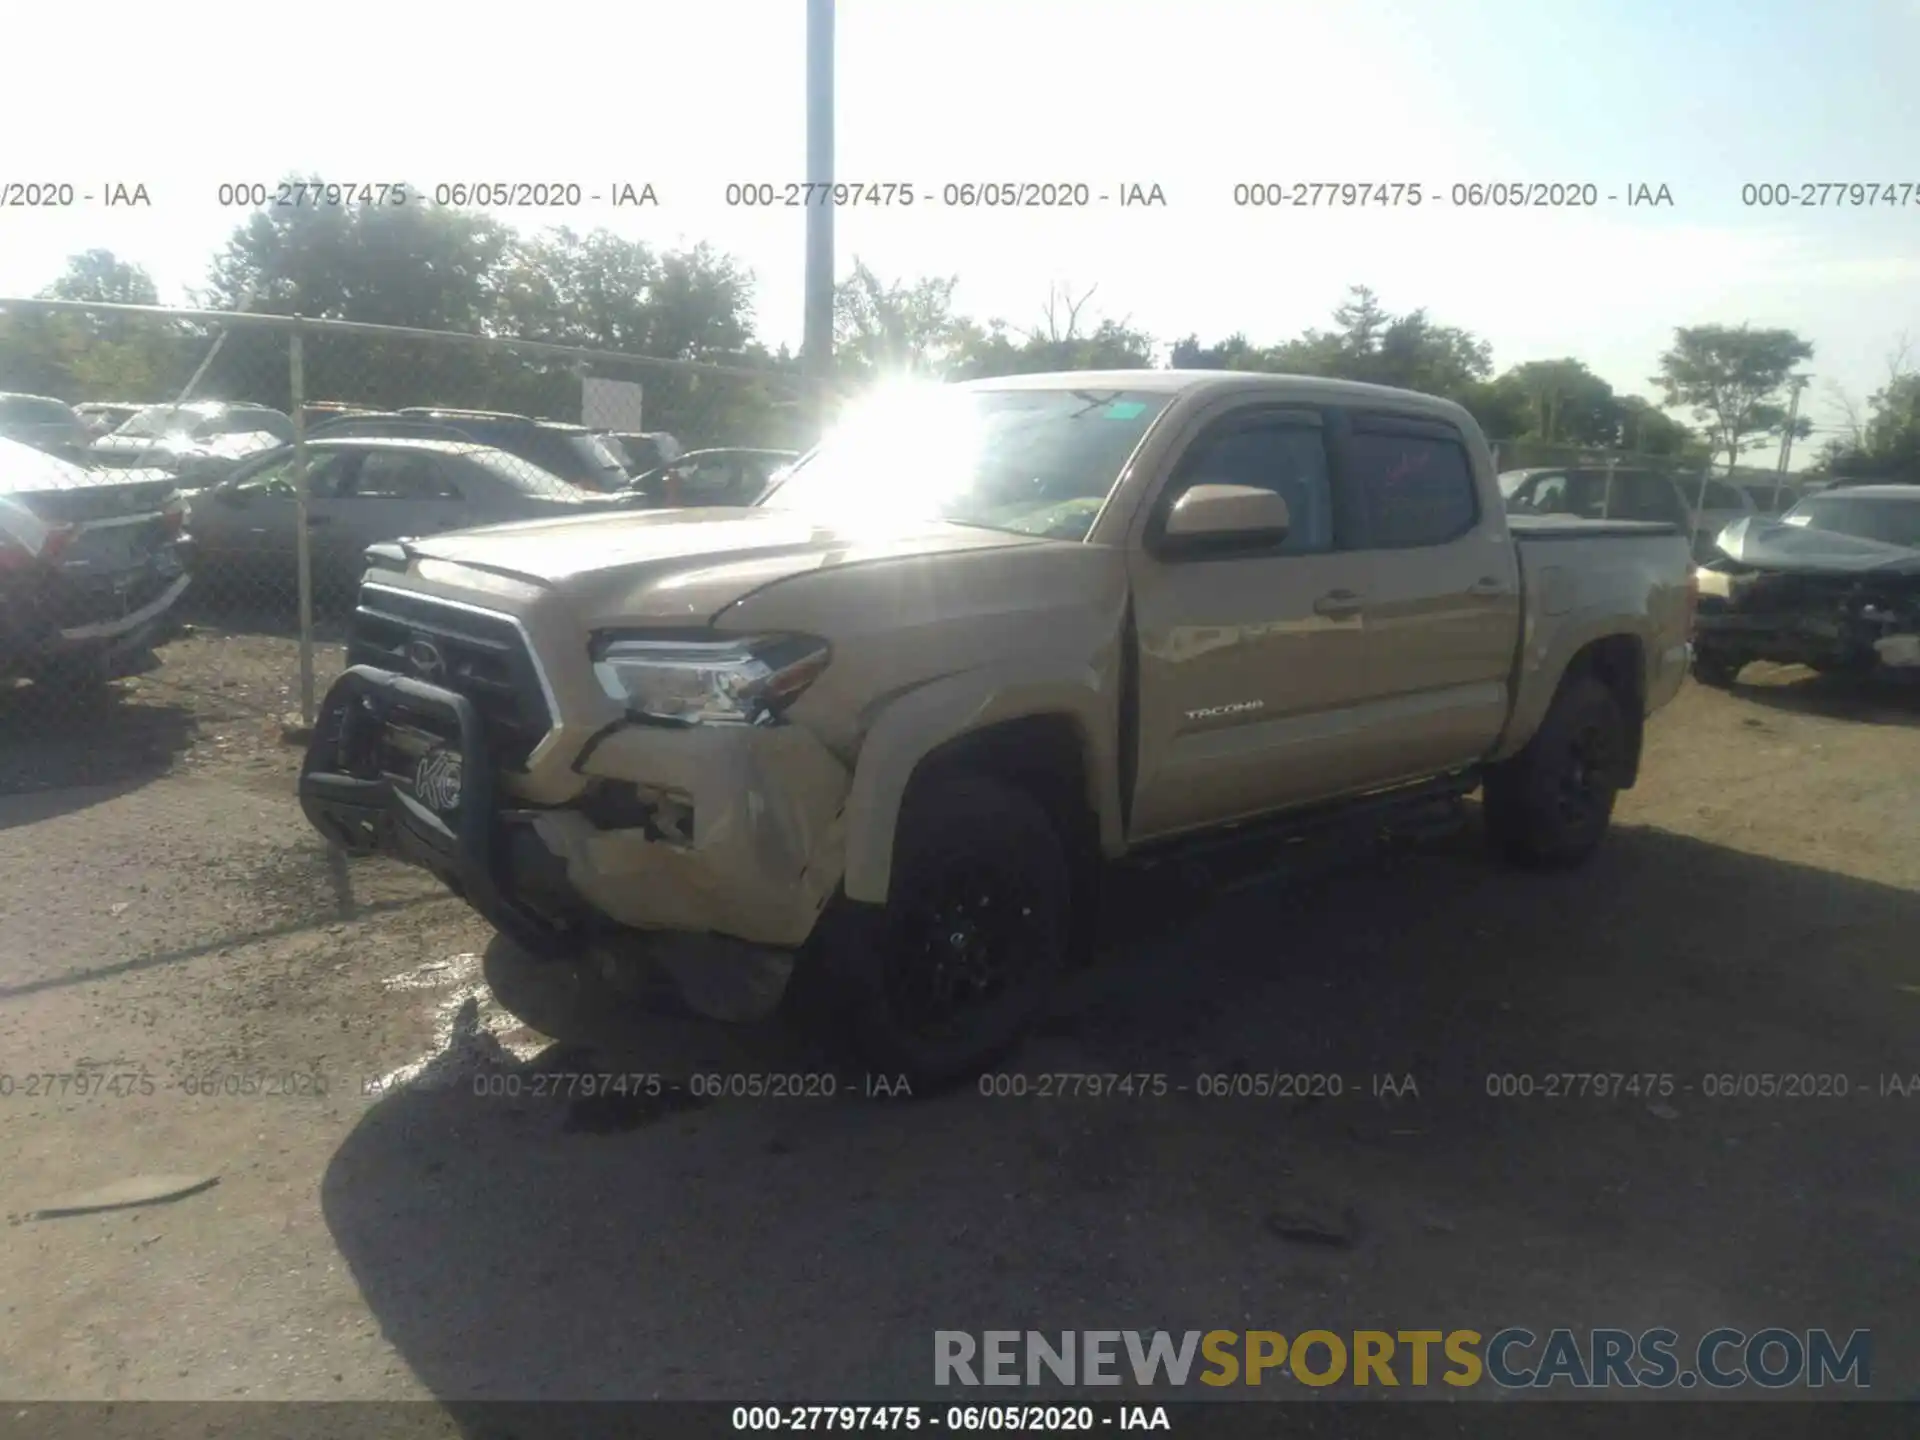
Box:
631;447;801;507
298;401;377;429
605;430;684;477
1691;483;1920;685
91;401;295;484
74;402;145;437
1503;466;1755;561
298;370;1693;1083
187;436;639;601
309;408;633;493
0;393;91;463
0;436;192;689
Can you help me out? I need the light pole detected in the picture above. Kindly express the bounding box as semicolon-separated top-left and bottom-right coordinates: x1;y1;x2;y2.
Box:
802;0;835;437
1771;373;1810;510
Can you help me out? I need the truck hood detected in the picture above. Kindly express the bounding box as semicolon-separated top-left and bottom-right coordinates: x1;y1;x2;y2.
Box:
401;505;1045;622
1713;516;1920;575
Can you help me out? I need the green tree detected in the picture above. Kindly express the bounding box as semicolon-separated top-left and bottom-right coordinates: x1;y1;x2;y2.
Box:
1251;286;1493;396
197;177;517;411
491;228;767;440
832;260;968;381
1502;358;1617;446
1651;323;1814;473
0;250;194;400
1614;394;1703;460
46;248;160;306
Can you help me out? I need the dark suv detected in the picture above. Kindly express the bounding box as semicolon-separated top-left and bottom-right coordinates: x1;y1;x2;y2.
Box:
309;408;632;492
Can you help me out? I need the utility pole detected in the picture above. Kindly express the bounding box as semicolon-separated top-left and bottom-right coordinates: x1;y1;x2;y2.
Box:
802;0;835;439
1771;373;1810;510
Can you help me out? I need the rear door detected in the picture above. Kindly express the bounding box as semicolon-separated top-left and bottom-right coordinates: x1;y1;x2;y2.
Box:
1127;403;1379;839
1331;408;1520;782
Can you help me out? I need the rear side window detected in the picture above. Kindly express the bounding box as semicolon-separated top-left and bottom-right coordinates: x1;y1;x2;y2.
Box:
1347;417;1477;548
1613;473;1686;524
348;451;462;499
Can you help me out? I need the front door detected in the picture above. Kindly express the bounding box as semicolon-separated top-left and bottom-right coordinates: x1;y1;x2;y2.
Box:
1127;405;1378;841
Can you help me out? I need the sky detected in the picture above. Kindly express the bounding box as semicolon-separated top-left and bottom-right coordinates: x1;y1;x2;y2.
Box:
3;0;1917;463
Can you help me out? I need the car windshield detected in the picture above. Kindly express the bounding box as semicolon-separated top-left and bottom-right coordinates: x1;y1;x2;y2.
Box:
0;396;74;424
114;404;217;438
570;431;630;478
1783;494;1920;550
760;384;1173;540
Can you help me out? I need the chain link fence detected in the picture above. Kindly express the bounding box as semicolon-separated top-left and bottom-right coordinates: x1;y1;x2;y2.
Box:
0;298;808;792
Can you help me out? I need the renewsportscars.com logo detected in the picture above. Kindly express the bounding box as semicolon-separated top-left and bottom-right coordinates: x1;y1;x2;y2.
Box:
935;1328;1872;1390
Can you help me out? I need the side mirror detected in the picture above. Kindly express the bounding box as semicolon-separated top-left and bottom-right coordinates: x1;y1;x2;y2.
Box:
1161;483;1290;554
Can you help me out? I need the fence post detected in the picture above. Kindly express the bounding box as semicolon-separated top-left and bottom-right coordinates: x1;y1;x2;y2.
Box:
289;322;316;726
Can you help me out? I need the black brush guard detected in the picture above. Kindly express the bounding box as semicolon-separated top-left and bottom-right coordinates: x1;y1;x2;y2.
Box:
297;665;582;958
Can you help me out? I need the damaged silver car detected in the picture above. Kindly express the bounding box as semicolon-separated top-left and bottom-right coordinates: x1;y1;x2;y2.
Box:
1691;483;1920;686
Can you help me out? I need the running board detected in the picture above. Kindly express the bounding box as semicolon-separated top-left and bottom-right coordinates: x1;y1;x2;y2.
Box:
1118;771;1479;895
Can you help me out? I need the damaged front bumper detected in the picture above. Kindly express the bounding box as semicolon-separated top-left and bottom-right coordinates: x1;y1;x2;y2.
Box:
298;664;851;1023
1693;567;1920;674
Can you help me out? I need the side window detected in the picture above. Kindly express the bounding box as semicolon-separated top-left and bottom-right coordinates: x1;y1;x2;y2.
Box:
231;454;297;495
1618;473;1685;524
1702;481;1743;510
231;451;352;496
1173;421;1334;554
1347;419;1478;548
348;452;461;500
1515;473;1568;513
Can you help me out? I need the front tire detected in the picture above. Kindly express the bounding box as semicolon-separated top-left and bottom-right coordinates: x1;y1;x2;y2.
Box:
810;775;1070;1090
1483;673;1628;869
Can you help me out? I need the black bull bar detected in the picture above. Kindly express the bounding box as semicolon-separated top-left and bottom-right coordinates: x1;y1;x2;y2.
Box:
297;665;581;957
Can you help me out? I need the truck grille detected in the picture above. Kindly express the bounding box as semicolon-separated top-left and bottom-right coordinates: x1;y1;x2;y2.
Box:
349;586;555;769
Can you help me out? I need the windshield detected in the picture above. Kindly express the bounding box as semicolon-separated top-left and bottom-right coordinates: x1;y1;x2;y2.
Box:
1783;493;1920;550
572;431;630;477
760;385;1173;540
114;404;217;438
0;396;75;425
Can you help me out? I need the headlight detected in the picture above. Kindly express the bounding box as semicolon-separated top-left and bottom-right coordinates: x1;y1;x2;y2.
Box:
590;632;831;726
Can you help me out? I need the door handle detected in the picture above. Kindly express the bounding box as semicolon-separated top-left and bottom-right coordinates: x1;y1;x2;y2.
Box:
1313;588;1364;618
305;515;332;527
1465;576;1507;597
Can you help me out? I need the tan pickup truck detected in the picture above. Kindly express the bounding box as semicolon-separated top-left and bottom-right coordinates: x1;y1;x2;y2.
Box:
299;371;1696;1082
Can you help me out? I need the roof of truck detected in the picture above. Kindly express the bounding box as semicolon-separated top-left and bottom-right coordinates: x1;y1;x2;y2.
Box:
959;369;1476;417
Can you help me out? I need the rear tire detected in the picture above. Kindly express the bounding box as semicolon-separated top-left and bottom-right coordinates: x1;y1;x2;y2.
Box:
1483;673;1628;870
807;775;1070;1090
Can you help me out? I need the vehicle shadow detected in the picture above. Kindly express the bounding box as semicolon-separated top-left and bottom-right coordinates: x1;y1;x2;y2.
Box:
1729;664;1920;730
0;679;197;825
320;822;1920;1417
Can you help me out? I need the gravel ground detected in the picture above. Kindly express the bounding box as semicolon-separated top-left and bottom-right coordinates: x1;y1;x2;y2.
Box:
0;635;1916;1423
